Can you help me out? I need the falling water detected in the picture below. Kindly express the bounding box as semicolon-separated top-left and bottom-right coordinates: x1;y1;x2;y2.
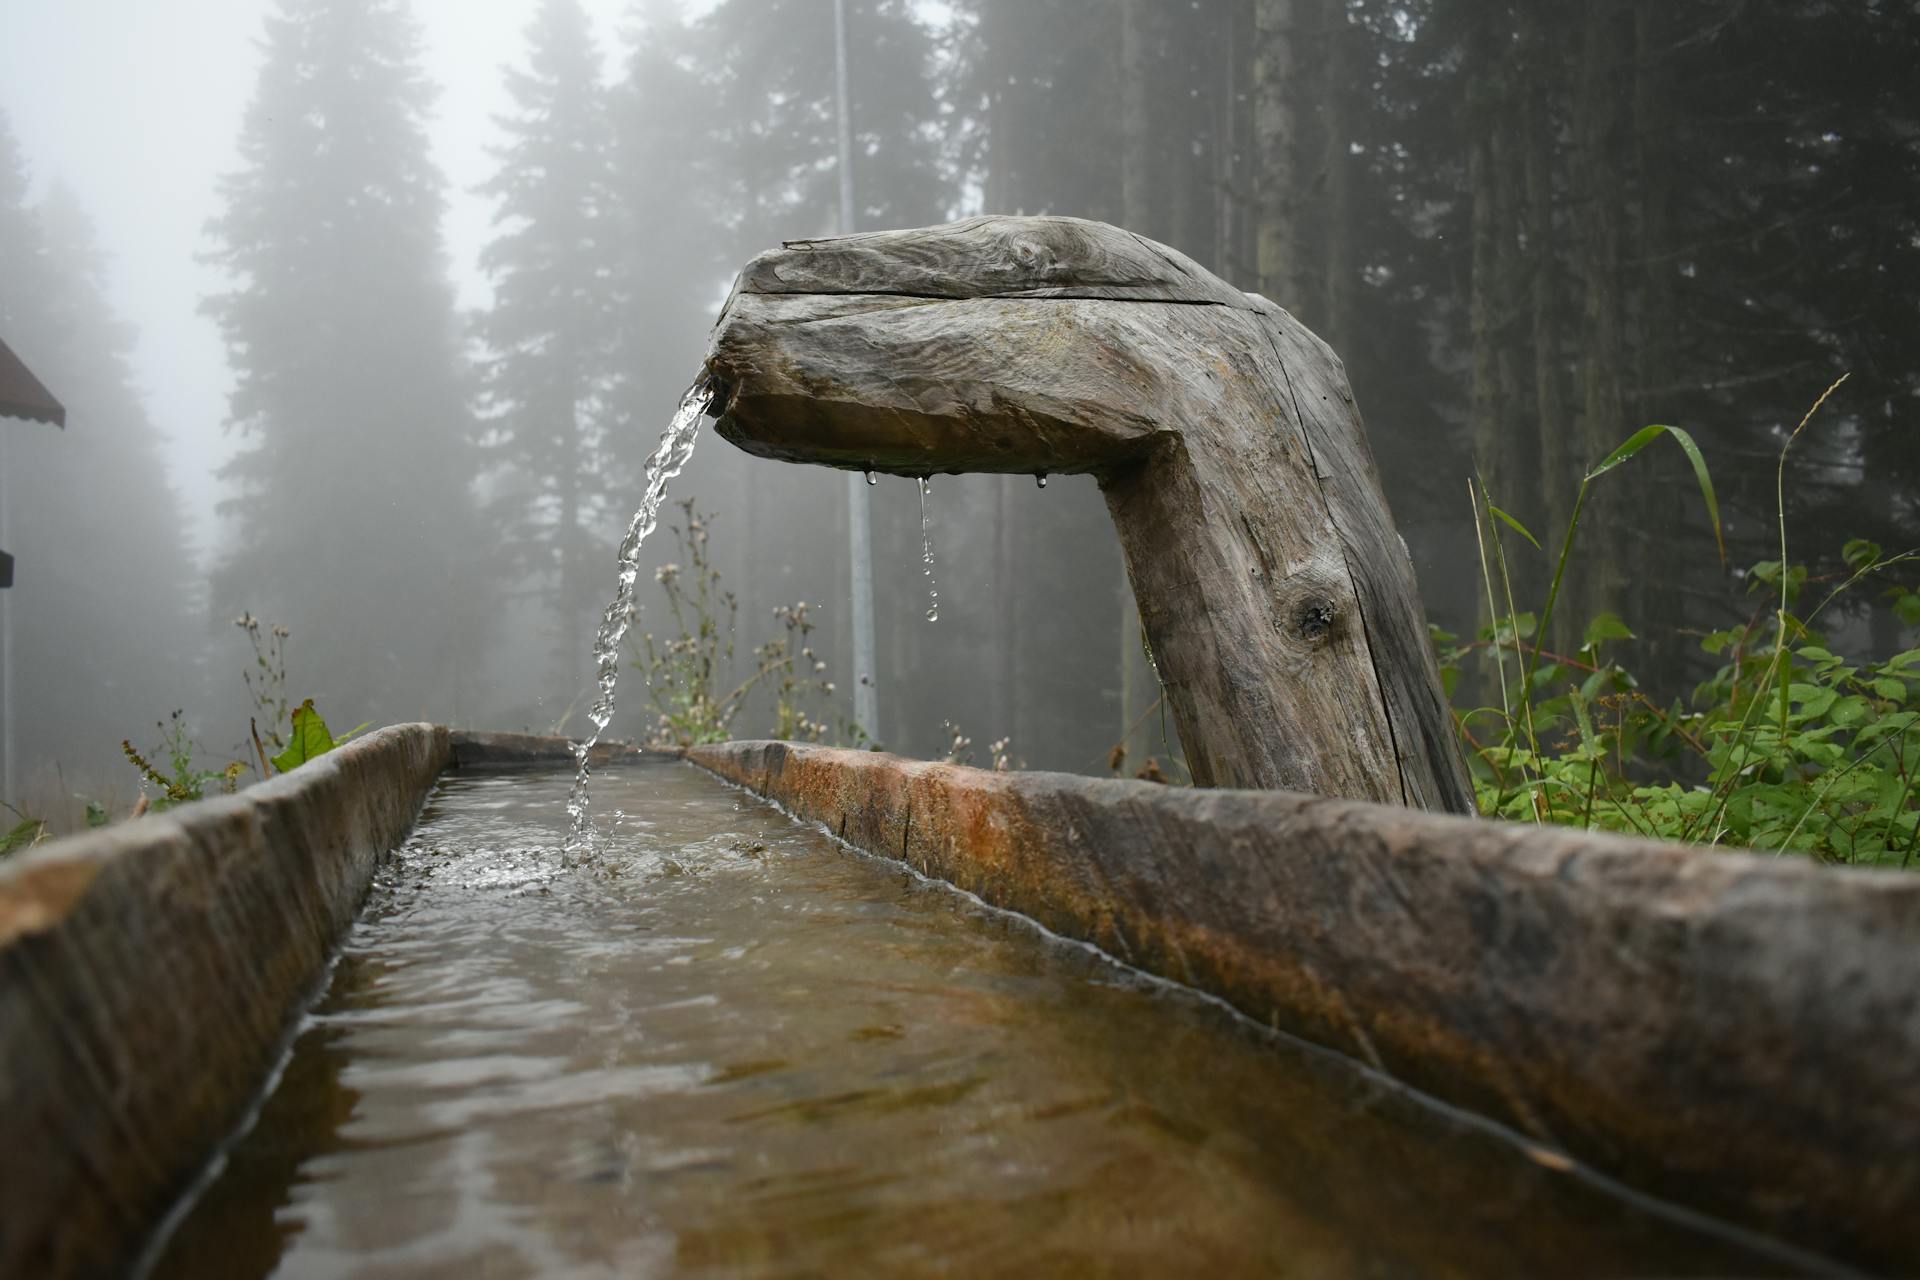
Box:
919;476;939;623
1036;473;1049;488
564;379;710;854
865;470;877;486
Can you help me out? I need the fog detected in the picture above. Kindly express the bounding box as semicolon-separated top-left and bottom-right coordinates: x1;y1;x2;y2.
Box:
1;0;1914;823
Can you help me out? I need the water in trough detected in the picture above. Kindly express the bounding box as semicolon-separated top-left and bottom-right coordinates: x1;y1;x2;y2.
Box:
149;758;1805;1278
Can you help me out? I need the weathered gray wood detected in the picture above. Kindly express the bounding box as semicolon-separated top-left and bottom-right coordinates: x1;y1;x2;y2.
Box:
739;214;1254;308
705;215;1474;811
691;738;1920;1272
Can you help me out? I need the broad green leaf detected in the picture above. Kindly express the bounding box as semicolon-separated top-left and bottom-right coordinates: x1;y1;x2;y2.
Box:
0;818;45;857
1585;424;1724;564
1828;695;1871;727
1491;611;1537;643
1789;683;1836;719
1843;538;1882;570
271;699;338;774
1583;611;1635;647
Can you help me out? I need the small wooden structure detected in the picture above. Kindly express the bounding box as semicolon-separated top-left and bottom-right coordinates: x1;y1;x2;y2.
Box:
0;337;64;430
0;335;63;591
703;215;1474;812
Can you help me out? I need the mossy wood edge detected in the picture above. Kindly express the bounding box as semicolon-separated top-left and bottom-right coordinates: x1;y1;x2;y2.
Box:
690;738;1920;1272
0;728;649;1277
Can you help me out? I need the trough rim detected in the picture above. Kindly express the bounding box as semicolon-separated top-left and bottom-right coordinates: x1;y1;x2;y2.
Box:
688;736;1920;1275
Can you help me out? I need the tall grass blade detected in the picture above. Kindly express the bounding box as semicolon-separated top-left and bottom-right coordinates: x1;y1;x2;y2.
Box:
1486;504;1542;551
1587;424;1725;565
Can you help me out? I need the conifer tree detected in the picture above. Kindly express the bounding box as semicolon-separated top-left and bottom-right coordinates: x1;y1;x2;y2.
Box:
0;115;198;780
474;0;618;687
205;0;482;721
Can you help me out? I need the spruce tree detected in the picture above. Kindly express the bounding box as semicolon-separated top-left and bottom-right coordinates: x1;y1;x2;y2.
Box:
205;0;482;722
474;0;618;689
0;115;50;340
695;0;953;247
0;116;199;782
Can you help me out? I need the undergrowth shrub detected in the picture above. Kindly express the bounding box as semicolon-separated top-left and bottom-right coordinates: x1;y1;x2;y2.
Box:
1442;376;1920;867
630;500;867;749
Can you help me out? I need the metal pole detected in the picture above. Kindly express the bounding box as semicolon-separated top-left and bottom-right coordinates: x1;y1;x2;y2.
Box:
835;0;880;745
1;426;13;801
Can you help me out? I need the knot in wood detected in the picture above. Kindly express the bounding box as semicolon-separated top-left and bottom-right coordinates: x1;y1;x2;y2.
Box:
1295;598;1338;645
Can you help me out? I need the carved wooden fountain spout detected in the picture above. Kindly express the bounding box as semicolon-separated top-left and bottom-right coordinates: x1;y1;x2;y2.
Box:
704;215;1474;813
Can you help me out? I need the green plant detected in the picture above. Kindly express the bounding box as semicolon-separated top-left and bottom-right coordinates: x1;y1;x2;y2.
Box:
760;601;848;744
0;802;47;860
630;501;866;748
1444;377;1920;866
270;699;368;774
123;710;246;810
114;608;366;813
234;612;292;752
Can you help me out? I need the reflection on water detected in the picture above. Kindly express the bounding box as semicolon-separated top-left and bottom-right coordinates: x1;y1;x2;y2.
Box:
153;761;1807;1278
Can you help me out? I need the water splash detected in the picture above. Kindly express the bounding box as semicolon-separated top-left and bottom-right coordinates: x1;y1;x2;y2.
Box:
919;476;939;623
564;380;709;854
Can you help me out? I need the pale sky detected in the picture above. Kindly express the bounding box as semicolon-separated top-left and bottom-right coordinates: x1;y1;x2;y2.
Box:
0;0;647;562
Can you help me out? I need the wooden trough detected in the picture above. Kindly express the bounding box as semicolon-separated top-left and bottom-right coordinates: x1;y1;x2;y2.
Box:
0;729;1915;1275
0;729;626;1277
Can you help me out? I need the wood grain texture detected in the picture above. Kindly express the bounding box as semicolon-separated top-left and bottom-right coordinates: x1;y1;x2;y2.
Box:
705;216;1473;810
737;214;1255;308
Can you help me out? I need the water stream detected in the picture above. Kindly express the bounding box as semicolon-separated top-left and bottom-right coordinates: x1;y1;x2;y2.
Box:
151;760;1806;1278
918;476;938;623
564;382;709;855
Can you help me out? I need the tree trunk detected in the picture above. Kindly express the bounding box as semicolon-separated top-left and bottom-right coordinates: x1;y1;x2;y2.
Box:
1466;15;1504;502
1628;0;1684;675
1574;0;1631;630
1253;0;1299;306
1524;4;1572;606
1117;0;1157;770
993;473;1017;752
1215;0;1242;282
1318;0;1355;356
559;385;584;696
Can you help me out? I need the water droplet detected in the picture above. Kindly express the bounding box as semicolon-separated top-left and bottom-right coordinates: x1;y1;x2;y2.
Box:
864;470;877;486
1035;473;1049;488
919;476;939;623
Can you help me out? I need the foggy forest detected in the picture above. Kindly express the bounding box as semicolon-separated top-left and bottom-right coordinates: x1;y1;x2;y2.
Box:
9;3;1920;1276
2;0;1915;824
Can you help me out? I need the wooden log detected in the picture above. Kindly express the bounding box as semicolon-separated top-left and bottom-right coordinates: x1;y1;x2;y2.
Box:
705;215;1474;811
